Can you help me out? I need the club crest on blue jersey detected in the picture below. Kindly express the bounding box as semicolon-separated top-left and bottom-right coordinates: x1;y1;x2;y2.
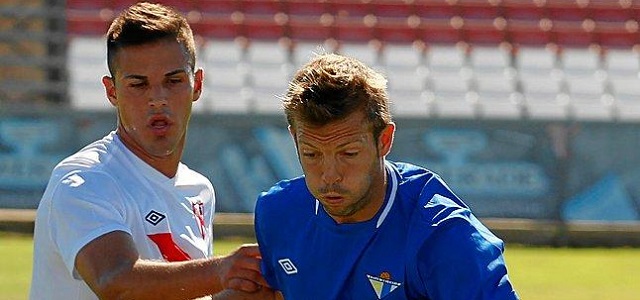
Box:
367;272;402;299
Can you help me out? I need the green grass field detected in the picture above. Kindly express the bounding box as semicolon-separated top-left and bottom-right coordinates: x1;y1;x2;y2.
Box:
2;233;639;300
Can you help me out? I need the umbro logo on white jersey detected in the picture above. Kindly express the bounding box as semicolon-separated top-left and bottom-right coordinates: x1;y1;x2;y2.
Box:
278;258;298;275
145;210;166;226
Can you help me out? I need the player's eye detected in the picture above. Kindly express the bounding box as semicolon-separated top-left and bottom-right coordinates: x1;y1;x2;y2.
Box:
129;82;146;88
301;151;318;159
168;78;183;84
342;148;361;157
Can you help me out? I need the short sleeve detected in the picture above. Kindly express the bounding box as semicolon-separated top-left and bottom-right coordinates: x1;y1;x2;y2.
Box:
412;216;519;300
46;171;131;278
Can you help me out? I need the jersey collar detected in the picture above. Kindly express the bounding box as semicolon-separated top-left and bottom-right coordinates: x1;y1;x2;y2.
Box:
376;160;399;228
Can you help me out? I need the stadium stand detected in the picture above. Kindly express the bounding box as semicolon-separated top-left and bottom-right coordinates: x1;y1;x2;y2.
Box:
62;0;640;122
4;0;640;246
0;0;66;107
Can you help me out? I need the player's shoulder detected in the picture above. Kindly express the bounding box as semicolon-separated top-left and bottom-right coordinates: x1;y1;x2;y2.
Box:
392;162;471;222
391;161;462;209
393;163;477;235
40;167;123;217
391;161;437;195
420;194;472;226
405;193;503;268
54;132;119;174
392;161;434;181
411;192;504;254
47;134;132;198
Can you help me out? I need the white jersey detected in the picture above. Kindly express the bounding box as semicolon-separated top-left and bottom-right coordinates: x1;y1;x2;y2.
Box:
30;131;215;300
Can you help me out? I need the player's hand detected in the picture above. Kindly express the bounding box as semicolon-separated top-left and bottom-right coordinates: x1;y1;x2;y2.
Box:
215;244;269;293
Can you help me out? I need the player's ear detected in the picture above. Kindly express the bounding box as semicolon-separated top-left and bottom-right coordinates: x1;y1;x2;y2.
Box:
378;123;395;157
103;75;117;107
192;68;203;102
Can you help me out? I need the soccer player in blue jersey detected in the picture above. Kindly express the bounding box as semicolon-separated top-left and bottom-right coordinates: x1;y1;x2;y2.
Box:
254;53;520;299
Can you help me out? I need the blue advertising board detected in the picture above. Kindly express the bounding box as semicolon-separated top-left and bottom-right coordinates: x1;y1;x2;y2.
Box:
0;112;637;222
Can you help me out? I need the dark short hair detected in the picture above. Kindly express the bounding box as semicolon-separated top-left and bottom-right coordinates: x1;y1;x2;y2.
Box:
283;53;392;139
106;2;196;76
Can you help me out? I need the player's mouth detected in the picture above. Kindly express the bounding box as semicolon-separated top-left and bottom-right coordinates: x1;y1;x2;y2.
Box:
322;194;345;205
148;115;172;136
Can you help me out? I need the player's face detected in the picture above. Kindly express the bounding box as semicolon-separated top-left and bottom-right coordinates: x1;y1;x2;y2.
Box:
292;110;394;224
103;39;202;172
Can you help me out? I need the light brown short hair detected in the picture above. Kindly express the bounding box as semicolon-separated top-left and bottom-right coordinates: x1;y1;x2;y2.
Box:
283;53;392;139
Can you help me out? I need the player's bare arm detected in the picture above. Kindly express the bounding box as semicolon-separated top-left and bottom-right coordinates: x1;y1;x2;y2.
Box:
75;231;267;299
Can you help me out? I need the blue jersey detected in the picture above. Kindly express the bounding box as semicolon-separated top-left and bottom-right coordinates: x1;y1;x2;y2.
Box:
255;161;519;300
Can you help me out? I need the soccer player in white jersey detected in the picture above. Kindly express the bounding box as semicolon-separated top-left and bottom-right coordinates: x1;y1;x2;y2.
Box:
30;3;272;299
254;53;520;299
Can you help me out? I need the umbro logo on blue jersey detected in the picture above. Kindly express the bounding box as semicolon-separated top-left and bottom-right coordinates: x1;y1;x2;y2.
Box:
278;258;298;275
367;272;401;299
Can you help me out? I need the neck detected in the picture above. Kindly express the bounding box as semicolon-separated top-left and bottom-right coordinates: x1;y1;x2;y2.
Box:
116;131;182;178
331;162;389;224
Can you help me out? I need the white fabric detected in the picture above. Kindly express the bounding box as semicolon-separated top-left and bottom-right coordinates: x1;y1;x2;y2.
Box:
30;131;215;300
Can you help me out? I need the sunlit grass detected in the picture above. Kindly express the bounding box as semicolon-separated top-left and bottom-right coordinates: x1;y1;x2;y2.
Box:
3;233;639;300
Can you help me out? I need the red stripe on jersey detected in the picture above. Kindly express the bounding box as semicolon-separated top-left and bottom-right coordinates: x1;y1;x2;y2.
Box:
147;233;191;261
